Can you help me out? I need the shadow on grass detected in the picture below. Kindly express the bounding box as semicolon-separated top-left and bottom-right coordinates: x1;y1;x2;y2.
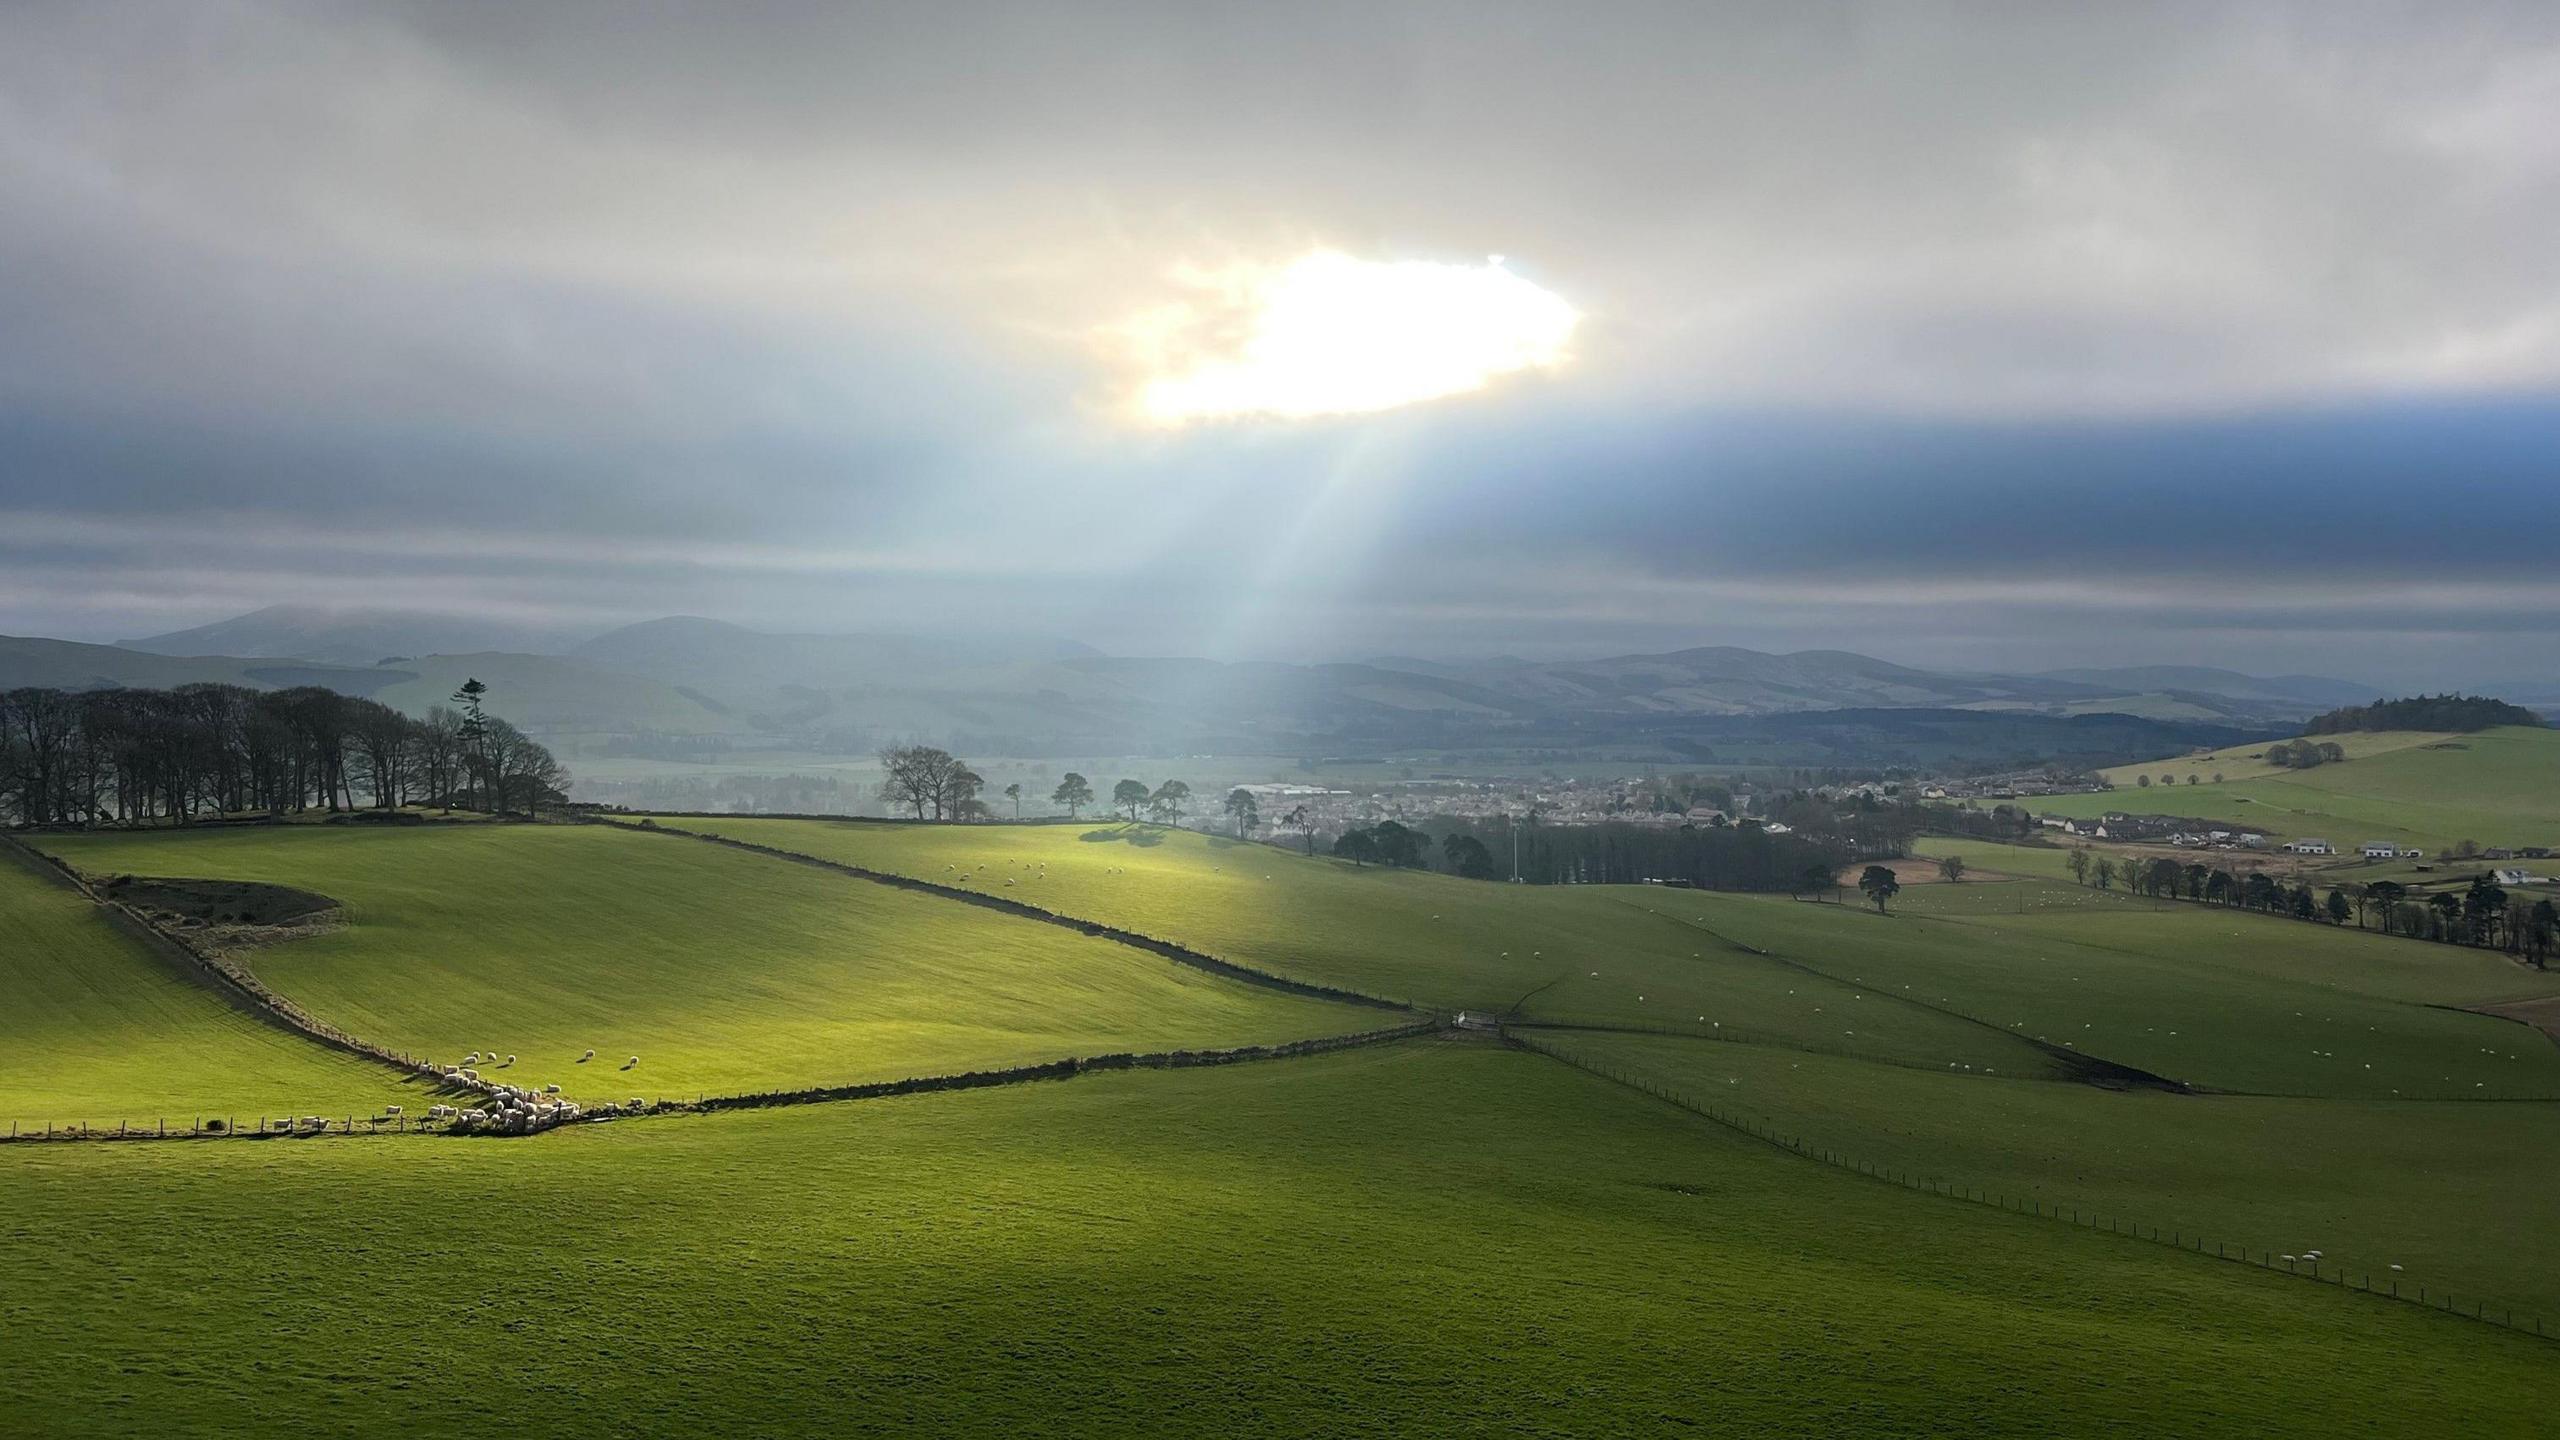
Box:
1078;824;1164;847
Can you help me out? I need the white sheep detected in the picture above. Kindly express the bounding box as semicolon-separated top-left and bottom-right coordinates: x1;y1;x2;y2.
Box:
384;1105;402;1116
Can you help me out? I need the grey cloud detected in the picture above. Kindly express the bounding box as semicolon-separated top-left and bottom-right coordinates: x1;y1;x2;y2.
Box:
3;2;2557;684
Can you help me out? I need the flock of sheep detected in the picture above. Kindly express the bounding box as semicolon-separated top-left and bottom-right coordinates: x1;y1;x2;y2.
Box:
422;1045;649;1136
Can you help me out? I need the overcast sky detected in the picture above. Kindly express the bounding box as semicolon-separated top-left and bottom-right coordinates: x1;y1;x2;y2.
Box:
4;1;2556;686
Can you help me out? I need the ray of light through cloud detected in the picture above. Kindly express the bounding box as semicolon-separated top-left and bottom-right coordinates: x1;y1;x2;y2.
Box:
1121;251;1580;424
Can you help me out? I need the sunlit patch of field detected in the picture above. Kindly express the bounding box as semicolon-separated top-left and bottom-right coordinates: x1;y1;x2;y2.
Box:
30;825;1371;1105
0;846;417;1124
2041;726;2560;854
676;817;2560;1100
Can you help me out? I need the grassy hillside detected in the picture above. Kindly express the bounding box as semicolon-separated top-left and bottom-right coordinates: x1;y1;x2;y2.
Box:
31;825;1369;1104
1546;1034;2560;1316
1702;878;2560;1098
3;1043;2549;1438
2041;725;2560;853
661;818;2560;1099
0;846;416;1123
655;817;2062;1076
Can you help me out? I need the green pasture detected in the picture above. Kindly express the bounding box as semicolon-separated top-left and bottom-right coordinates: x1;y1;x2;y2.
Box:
30;825;1368;1105
2040;726;2560;854
654;817;2059;1075
1695;888;2560;1099
3;1042;2549;1438
672;818;2560;1100
1907;835;2090;882
0;846;417;1124
1543;1032;2560;1319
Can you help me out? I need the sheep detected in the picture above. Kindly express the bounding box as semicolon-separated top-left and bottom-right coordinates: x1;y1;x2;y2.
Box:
384;1105;402;1116
630;1097;646;1110
543;1083;561;1095
624;1055;640;1068
503;1054;516;1066
581;1049;595;1062
464;1052;480;1065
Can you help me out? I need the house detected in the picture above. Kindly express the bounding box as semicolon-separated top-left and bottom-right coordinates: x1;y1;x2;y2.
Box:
2284;839;2335;855
2360;841;2399;860
2492;868;2545;887
2237;833;2266;848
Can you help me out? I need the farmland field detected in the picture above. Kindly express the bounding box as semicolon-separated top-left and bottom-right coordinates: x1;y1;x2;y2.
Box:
29;824;1372;1105
651;817;2560;1099
646;816;2064;1074
1536;1033;2560;1316
3;1042;2553;1439
0;843;419;1125
9;814;2560;1437
2036;725;2560;854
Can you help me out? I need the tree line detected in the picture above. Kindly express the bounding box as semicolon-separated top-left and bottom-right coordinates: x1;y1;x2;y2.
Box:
2065;847;2557;965
1414;816;1849;891
2305;694;2541;734
0;680;566;827
873;747;1221;828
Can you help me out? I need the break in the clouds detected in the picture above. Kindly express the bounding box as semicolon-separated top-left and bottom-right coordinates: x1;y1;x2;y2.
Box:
1;1;2557;684
1123;253;1579;423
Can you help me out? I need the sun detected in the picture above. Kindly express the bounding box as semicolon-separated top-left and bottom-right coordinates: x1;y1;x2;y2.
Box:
1121;250;1579;424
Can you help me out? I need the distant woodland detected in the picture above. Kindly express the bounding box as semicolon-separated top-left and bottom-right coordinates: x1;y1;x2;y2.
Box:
2305;695;2541;734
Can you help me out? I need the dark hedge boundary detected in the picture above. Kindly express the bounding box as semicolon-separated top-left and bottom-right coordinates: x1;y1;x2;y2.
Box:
645;1020;1442;1119
588;815;1412;1012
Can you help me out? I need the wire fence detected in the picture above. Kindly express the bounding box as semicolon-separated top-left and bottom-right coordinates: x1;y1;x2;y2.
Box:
1512;1031;2554;1345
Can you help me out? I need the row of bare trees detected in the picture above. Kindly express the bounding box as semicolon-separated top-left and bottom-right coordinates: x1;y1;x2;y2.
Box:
0;681;566;827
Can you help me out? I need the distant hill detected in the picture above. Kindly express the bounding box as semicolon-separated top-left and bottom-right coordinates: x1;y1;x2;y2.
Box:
6;613;2439;760
0;634;409;697
120;605;598;666
1410;647;2093;716
0;634;741;738
574;616;1096;690
2038;665;2376;710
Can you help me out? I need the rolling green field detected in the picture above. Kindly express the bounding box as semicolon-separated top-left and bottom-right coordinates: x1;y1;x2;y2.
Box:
651;816;2062;1076
0;845;419;1124
657;817;2560;1100
1539;1033;2560;1316
10;812;2560;1435
4;1042;2552;1438
2039;725;2560;854
30;825;1371;1104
